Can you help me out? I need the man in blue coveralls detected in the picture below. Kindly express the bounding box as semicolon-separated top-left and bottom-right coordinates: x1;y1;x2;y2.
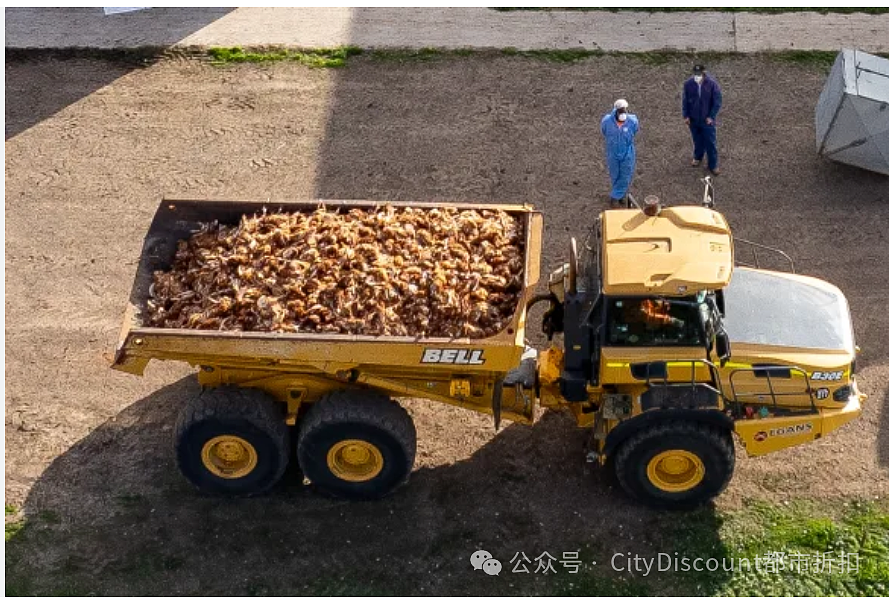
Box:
600;98;639;209
683;64;723;175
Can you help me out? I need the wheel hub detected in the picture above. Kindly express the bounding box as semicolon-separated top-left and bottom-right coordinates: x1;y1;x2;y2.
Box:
646;449;705;492
327;440;384;482
201;435;258;479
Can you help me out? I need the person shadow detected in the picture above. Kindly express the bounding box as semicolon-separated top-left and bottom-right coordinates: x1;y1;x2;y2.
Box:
7;375;733;596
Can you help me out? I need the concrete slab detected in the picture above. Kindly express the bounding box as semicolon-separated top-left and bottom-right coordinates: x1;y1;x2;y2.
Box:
5;7;235;48
175;8;737;52
5;7;888;53
735;11;889;53
6;7;733;52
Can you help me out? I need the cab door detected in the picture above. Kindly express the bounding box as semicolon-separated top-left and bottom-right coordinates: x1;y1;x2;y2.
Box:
598;296;713;391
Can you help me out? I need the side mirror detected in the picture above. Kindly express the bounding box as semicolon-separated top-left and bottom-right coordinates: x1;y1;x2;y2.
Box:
567;237;578;295
715;330;731;367
698;307;712;350
714;289;726;316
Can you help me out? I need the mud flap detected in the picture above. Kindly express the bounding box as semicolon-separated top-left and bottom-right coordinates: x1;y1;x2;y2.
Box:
492;379;503;430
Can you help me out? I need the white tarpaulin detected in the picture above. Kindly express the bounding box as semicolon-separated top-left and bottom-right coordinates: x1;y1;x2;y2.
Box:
815;49;889;176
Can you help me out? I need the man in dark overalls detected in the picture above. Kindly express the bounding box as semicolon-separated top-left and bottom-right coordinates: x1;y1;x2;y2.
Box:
682;64;723;175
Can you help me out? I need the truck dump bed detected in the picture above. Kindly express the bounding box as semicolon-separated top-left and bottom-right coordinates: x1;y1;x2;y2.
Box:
113;199;543;377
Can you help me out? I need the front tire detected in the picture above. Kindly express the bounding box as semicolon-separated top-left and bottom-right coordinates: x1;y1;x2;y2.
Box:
174;387;290;496
298;391;416;500
614;420;734;510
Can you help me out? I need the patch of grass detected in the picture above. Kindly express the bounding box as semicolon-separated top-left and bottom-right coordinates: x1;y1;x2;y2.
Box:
4;573;34;597
424;528;480;559
61;554;89;575
101;45;888;75
553;566;651;596
612;49;734;67
701;499;886;595
6;504;27;543
622;50;690;66
301;575;396;596
115;493;146;507
113;493;155;523
369;47;445;62
770;50;839;70
494;7;889;14
246;579;272;597
115;550;186;579
501;48;603;62
497;48;852;69
208;46;363;68
5;519;25;542
38;510;61;525
557;499;889;596
615;49;851;70
5;496;886;595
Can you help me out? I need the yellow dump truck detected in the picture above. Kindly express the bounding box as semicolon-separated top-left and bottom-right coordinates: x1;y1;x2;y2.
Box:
114;197;865;509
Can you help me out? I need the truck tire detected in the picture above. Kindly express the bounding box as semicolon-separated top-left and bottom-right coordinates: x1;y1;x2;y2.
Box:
613;420;734;510
174;386;289;496
297;391;416;500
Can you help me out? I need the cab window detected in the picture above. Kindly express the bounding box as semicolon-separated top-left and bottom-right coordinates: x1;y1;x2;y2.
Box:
607;297;703;347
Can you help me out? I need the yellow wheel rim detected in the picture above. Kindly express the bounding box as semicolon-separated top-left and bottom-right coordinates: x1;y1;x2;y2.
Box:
326;440;384;482
646;449;705;493
201;435;258;479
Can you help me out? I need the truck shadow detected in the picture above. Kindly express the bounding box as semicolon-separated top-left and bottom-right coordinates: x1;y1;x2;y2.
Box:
10;376;731;596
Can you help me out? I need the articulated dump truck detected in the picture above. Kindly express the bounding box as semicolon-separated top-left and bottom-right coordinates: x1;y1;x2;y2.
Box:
114;198;865;509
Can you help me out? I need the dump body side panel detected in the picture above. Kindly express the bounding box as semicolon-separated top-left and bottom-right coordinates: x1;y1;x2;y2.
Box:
113;199;543;382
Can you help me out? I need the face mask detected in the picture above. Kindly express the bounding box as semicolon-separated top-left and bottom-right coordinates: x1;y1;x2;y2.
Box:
617;113;628;122
694;75;704;83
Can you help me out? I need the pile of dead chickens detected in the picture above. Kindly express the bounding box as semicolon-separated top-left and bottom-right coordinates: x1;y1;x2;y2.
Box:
146;205;525;338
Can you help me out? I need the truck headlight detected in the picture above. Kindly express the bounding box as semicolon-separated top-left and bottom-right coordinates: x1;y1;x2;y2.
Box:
833;385;852;402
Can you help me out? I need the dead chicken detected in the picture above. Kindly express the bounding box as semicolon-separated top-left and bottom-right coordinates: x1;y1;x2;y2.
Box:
146;205;524;339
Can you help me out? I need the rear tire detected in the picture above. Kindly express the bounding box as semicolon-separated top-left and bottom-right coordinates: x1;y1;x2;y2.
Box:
174;387;289;496
297;391;416;500
614;420;734;510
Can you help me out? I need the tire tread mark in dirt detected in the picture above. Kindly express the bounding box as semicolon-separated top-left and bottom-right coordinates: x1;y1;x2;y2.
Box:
35;168;62;187
168;172;226;191
205;96;257;112
250;157;280;169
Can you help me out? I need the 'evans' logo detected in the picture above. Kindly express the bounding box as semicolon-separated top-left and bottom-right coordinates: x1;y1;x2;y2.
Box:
769;422;813;437
754;422;814;442
421;349;485;365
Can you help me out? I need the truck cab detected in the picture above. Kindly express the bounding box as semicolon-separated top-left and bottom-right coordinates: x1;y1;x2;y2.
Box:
536;202;865;507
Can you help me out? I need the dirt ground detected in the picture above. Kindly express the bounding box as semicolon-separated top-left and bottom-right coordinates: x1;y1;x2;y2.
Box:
5;53;889;595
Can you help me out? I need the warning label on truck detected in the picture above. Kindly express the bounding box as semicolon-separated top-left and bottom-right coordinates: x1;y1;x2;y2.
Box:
421;349;485;365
